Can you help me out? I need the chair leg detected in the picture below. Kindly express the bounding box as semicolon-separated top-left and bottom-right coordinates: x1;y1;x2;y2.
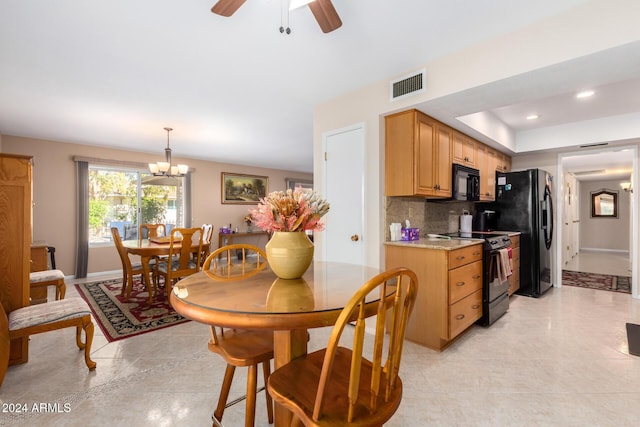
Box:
120;270;128;296
245;364;258;427
56;280;66;300
77;315;96;371
214;364;236;422
262;361;273;424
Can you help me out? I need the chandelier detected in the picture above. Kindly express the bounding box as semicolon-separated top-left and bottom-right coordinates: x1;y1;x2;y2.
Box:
148;127;188;177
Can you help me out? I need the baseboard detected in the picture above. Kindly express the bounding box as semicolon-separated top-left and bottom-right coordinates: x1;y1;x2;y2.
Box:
580;248;629;254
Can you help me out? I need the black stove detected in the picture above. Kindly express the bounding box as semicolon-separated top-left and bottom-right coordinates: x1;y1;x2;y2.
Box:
445;232;511;326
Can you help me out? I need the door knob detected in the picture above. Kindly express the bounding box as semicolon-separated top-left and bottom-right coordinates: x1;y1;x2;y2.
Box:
350;235;359;241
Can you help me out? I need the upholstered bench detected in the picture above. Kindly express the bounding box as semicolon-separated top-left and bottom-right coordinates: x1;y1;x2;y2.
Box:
0;298;96;386
29;269;67;302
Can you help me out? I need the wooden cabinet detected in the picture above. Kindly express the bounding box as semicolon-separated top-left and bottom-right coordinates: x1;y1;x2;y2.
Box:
477;146;512;201
0;154;33;365
508;234;521;295
452;131;476;168
385;109;452;198
496;152;511;173
477;145;496;201
386;243;483;351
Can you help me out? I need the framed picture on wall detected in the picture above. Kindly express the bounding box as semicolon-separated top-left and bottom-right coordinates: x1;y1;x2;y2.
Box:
221;172;268;204
285;177;313;192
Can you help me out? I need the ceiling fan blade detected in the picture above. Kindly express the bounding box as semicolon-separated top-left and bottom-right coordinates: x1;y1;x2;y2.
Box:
211;0;247;17
308;0;342;33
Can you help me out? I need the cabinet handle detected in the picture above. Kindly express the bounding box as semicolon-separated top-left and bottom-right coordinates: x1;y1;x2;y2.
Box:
456;255;465;260
473;252;481;256
472;304;480;310
472;275;481;280
455;314;465;320
456;282;465;287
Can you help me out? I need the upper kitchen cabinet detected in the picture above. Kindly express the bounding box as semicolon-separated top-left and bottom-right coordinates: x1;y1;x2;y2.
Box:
452;131;476;168
496;152;511;173
477;145;512;201
477;144;497;201
385;109;452;198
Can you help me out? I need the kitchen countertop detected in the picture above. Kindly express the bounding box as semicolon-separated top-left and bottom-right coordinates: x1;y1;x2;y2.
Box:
384;238;482;250
384;230;520;250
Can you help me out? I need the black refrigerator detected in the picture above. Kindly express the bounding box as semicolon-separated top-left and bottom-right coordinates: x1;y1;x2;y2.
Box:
494;169;554;297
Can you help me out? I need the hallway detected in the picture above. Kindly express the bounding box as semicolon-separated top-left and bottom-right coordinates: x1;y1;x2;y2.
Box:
564;249;632;277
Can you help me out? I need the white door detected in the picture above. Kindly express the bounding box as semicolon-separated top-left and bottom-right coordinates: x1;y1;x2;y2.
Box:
322;124;365;265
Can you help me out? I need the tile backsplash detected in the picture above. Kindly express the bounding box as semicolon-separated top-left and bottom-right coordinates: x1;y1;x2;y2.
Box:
385;197;475;240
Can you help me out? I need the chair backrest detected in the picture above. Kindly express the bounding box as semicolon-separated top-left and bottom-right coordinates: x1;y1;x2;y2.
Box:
311;267;418;424
202;223;214;244
140;223;165;239
167;227;203;278
202;244;268;280
111;227;133;271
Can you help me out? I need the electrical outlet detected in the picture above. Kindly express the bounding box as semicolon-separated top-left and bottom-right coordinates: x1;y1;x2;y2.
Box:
409;207;414;217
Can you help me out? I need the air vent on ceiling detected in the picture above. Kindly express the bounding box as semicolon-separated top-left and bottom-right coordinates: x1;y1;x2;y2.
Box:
580;142;609;148
390;69;426;101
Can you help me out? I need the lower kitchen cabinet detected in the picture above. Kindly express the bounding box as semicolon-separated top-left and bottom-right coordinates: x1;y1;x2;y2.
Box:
386;243;483;351
508;234;521;295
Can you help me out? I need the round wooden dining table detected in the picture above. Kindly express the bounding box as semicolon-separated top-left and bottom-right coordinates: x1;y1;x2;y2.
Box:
122;238;203;299
169;261;385;427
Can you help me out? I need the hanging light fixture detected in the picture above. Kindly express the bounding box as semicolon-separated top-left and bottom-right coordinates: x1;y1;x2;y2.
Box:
148;127;189;177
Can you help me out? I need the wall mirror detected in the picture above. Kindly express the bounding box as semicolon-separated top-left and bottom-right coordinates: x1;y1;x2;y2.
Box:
591;189;618;218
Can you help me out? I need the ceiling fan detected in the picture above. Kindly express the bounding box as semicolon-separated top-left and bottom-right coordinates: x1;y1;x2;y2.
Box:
211;0;343;33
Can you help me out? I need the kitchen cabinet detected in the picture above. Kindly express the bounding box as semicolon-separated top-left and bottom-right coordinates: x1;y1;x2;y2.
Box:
452;131;476;168
386;243;483;351
0;154;33;365
477;145;497;201
508;234;521;295
496;152;512;173
385;109;452;198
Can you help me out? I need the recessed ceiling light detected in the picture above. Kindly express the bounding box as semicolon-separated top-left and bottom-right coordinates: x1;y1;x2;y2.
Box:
526;114;539;120
576;90;595;99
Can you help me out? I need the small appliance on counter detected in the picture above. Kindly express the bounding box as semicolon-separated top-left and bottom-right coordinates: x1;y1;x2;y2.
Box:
473;210;497;232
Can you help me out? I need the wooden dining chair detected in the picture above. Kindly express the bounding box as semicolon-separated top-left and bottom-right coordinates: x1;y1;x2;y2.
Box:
200;223;214;264
111;227;155;302
157;227;203;298
267;267;418;427
139;223;165;239
202;244;274;427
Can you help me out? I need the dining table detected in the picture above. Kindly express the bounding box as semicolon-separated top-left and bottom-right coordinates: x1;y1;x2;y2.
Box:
122;238;203;299
169;260;387;427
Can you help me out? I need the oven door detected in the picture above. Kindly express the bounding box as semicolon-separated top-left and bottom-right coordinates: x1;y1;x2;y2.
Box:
487;249;511;302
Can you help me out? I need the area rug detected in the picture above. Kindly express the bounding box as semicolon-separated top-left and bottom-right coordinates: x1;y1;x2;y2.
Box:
75;277;188;342
562;270;631;294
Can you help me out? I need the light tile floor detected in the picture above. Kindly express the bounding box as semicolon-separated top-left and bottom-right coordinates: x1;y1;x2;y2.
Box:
2;273;640;426
564;250;632;277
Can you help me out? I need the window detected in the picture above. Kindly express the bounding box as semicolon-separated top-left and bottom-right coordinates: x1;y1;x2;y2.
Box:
88;166;185;245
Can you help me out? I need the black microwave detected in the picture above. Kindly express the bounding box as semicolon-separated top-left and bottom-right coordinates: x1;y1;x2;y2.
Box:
452;164;480;201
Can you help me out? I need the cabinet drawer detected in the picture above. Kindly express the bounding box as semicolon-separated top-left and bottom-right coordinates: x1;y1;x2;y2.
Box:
509;235;520;248
448;244;483;269
448;260;482;304
448;289;482;339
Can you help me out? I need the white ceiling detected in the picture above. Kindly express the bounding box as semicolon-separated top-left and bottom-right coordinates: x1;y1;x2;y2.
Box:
0;0;637;177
